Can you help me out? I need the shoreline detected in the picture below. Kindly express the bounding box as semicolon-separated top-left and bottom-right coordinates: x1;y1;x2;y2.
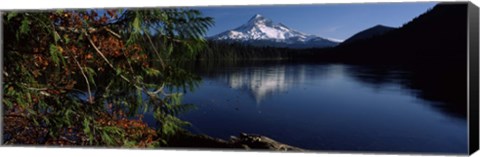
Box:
166;131;305;151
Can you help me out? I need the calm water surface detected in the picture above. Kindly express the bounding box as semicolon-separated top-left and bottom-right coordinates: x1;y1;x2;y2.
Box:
151;61;468;153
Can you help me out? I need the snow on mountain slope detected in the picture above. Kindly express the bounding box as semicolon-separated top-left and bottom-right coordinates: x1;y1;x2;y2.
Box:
209;14;340;48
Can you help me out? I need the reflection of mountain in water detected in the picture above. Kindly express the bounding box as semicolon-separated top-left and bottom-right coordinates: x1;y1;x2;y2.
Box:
196;62;336;104
188;61;339;104
227;66;292;103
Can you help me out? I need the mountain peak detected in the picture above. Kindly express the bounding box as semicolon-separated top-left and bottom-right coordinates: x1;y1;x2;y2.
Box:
278;23;289;28
253;14;263;19
210;14;340;48
247;14;271;25
342;24;396;44
372;24;394;29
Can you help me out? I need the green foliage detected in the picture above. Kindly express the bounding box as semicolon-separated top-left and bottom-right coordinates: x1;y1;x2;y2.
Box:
7;12;17;21
49;44;61;65
144;68;161;76
83;117;94;145
19;18;30;34
2;8;213;147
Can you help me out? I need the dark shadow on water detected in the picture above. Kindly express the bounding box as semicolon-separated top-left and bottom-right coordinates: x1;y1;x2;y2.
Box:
343;62;467;119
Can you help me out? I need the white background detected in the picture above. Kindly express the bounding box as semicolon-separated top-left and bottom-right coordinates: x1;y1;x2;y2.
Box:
0;0;479;157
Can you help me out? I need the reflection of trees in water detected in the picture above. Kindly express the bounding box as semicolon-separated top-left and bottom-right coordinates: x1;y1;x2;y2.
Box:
344;63;467;119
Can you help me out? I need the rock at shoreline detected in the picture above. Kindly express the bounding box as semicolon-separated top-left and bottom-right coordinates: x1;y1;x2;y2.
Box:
230;133;304;151
167;131;304;151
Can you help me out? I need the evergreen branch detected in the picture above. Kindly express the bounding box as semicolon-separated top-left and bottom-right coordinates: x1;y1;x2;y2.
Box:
51;23;94;103
73;55;94;104
83;30;142;90
57;26;121;39
143;28;166;69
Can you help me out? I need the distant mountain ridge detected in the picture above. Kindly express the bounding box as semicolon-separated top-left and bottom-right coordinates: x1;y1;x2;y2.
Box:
330;3;468;61
209;14;340;48
342;25;396;44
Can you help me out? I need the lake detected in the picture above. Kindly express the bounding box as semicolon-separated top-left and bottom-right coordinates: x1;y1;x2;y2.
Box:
148;61;468;154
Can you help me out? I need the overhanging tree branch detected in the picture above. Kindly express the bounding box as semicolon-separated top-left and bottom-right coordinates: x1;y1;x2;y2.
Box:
143;28;166;69
83;30;142;90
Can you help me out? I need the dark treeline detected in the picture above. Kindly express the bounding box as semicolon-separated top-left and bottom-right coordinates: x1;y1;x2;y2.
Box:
196;40;343;62
196;41;301;61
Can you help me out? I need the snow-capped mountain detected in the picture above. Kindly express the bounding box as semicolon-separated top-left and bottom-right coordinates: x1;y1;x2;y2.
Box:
209;14;340;48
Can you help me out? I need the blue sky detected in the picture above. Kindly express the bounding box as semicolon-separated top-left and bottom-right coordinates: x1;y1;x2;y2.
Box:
194;2;437;41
